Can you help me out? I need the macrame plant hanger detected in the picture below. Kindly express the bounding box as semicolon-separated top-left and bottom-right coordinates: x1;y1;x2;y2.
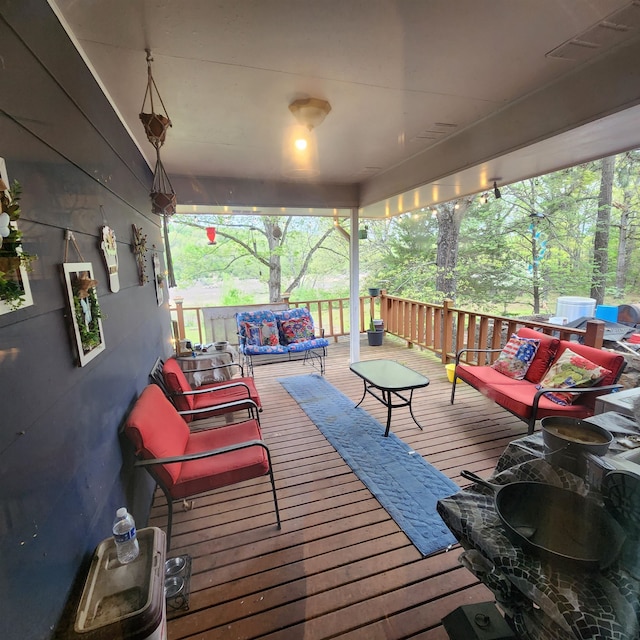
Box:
140;49;176;287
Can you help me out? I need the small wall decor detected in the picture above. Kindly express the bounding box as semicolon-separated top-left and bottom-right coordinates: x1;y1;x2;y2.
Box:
62;262;105;366
132;224;148;285
152;251;164;306
100;225;120;292
0;158;35;314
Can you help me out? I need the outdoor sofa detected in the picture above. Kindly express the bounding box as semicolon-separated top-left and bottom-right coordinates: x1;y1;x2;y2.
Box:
450;326;626;434
236;307;329;375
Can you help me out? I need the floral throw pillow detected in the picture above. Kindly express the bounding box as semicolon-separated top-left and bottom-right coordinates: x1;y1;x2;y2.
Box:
536;348;611;405
491;334;540;380
280;316;314;344
242;320;280;347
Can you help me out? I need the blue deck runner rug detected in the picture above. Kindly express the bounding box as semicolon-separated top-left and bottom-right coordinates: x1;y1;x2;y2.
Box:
279;373;459;556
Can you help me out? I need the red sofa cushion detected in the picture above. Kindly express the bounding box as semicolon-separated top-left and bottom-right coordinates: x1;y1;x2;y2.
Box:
124;384;189;486
516;327;560;384
549;342;625;410
456;364;594;422
170;419;269;499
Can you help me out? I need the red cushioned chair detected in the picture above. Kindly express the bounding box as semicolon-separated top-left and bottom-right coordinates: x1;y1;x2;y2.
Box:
150;357;262;424
124;384;281;549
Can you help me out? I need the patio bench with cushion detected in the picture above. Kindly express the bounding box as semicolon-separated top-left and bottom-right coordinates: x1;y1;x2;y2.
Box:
236;307;329;375
450;326;626;434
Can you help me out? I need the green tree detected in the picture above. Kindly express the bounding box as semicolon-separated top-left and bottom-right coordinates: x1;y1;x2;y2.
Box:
169;215;339;302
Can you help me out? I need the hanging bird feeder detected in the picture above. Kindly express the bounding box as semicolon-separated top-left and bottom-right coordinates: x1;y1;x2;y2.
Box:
139;50;172;148
150;147;176;216
206;227;217;244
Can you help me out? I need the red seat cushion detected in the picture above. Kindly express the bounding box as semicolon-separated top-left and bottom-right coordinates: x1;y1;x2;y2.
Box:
456;365;594;421
124;384;189;486
169;419;269;499
191;380;262;420
516;327;560;384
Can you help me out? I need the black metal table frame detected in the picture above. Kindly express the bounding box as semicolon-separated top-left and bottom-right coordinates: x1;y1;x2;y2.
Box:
350;360;430;437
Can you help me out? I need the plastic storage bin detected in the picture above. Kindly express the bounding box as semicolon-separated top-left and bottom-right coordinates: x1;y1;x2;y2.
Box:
555;296;596;323
73;527;166;640
595;305;618;322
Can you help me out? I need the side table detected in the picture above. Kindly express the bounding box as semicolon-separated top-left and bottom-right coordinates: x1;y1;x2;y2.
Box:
177;345;238;387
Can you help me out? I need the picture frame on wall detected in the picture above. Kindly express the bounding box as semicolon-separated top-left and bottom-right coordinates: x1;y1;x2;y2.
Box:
0;157;34;315
62;262;106;366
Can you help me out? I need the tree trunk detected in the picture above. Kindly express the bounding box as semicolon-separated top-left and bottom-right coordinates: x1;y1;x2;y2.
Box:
590;156;615;304
435;199;470;298
531;222;541;314
615;199;630;296
264;219;283;302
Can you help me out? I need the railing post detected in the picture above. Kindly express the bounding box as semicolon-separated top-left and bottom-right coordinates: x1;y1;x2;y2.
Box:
442;298;454;363
281;294;291;308
584;319;605;348
174;297;186;340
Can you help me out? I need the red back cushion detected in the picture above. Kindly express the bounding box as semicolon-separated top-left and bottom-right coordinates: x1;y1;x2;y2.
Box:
517;327;560;384
552;342;624;384
124;384;189;487
162;358;194;412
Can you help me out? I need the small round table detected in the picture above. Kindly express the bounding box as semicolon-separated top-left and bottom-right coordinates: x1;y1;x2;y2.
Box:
177;345;238;387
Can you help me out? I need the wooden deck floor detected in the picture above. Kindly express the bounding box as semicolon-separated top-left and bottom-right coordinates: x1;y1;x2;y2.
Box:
153;335;530;640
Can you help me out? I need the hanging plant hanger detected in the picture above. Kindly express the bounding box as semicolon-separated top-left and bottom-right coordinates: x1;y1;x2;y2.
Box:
139;49;172;149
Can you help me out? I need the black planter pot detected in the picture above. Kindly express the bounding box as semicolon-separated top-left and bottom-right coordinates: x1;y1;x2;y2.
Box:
367;330;384;346
368;287;380;297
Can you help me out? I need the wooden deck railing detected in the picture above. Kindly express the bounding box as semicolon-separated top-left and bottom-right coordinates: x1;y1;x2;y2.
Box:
170;292;604;361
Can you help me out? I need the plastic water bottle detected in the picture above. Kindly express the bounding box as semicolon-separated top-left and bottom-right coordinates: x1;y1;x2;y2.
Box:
112;507;139;564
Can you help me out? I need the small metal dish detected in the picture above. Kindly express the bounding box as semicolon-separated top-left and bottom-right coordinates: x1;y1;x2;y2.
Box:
164;576;185;599
165;556;186;576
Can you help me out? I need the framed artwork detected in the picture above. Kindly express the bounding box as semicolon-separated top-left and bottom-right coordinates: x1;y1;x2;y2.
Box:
0;157;34;315
62;262;106;366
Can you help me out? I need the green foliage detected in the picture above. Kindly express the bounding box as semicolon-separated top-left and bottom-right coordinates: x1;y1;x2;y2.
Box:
221;286;255;306
167;152;640;311
0;180;36;309
73;288;103;352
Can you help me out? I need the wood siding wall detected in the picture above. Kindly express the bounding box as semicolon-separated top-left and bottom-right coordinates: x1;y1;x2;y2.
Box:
0;3;171;637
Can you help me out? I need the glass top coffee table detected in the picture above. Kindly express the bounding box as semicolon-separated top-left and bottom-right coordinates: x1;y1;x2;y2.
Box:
349;359;430;437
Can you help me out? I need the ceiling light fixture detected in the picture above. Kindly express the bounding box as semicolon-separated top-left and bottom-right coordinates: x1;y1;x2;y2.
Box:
288;98;332;131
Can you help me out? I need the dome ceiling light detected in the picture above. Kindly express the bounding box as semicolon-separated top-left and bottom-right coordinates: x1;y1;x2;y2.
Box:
288;98;332;131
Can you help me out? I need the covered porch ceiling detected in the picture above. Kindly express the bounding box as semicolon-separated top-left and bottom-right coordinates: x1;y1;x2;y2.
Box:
51;0;640;219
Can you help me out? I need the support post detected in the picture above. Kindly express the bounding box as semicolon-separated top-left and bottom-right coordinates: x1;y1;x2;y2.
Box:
584;319;605;348
349;207;360;364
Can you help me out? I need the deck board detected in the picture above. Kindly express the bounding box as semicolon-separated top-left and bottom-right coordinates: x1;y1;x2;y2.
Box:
156;335;530;639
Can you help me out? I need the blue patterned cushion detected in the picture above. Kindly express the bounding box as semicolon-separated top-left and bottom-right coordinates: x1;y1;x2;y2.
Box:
287;337;329;352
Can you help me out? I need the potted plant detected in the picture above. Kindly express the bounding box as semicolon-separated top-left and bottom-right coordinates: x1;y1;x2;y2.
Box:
367;316;384;346
0;179;36;310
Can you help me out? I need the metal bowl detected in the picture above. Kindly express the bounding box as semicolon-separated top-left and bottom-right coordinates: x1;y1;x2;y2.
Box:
164;576;185;599
165;556;186;576
541;417;613;457
214;341;229;351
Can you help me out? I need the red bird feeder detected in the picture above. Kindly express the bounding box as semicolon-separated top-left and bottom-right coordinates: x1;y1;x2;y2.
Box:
206;227;217;245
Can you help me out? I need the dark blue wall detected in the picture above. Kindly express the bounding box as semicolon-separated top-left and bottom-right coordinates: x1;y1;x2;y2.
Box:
0;3;172;637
